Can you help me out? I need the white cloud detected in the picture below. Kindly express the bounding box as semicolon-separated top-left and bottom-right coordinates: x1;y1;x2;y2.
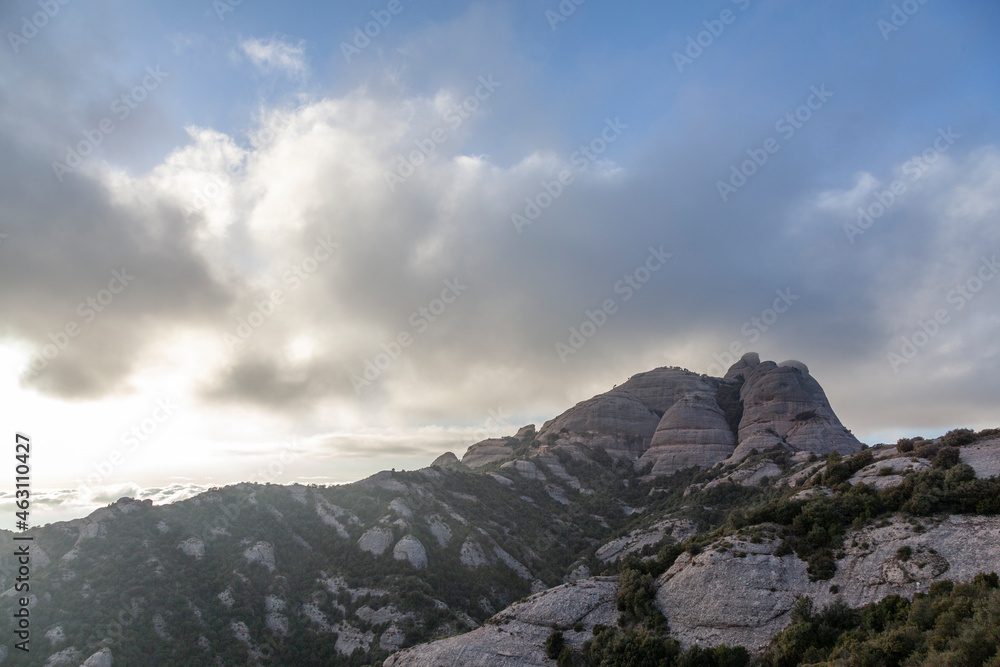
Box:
239;36;307;79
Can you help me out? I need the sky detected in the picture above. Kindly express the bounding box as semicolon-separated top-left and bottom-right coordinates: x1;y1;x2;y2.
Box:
1;0;998;529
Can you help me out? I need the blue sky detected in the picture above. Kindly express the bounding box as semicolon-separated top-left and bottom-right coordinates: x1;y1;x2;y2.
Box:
1;0;999;527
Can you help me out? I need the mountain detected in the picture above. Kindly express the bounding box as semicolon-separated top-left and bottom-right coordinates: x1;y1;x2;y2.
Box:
2;355;998;666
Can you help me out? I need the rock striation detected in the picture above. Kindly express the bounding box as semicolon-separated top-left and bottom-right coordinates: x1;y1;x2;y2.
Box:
535;368;718;458
735;359;862;458
456;355;863;479
638;393;737;477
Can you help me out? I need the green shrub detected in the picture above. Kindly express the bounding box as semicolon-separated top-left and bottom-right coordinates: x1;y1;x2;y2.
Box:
546;629;564;659
939;428;977;448
584;625;681;666
762;573;1000;666
933;446;961;469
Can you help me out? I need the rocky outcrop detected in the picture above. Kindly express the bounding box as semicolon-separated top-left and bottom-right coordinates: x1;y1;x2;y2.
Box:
655;515;1000;650
596;518;698;563
848;456;932;490
431;452;459;467
461;439;514;468
393;536;428;569
457;355;860;480
961;438;1000;479
242;541;276;572
736;360;862;457
638;393;736;477
500;460;546;481
460;538;489;568
703;461;783;490
515;424;537;441
724;352;760;381
536;392;660;456
81;648;113;667
536;368;718;457
384;578;619;666
358;527;394;556
178;537;206;559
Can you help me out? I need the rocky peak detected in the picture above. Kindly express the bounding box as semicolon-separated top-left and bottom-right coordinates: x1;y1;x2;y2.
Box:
430;452;459;467
457;353;860;477
735;358;861;459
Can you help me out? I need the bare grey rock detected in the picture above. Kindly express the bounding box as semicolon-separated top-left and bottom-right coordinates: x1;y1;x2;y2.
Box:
430;451;459;467
426;515;452;547
358;527;394;556
537;391;660;456
487;472;515;487
639;393;736;477
81;648;113;667
393;535;428;569
726;431;789;465
961;438;1000;479
849;456;932;490
380;624;407;651
178;537;205;559
515;424;537;441
384;578;619;667
537;368;718;458
493;545;533;580
242;541;275;572
500;460;546;481
725;352;760;380
333;621;375;656
389;498;413;518
656;514;1000;651
791;486;833;501
738;362;862;456
461;439;514;468
704;461;782;490
596;518;698;563
459;538;489;568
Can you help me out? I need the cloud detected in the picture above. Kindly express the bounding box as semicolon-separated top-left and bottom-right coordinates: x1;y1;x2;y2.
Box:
239;36;307;79
0;483;211;529
1;0;997;501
